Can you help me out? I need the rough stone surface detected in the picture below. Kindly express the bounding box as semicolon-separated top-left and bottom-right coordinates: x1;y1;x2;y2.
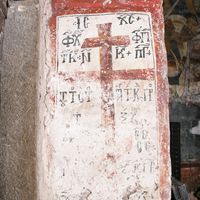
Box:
0;1;38;200
0;0;8;59
38;0;171;199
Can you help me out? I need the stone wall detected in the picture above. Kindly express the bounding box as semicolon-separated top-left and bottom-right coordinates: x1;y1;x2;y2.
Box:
0;1;38;199
0;0;8;59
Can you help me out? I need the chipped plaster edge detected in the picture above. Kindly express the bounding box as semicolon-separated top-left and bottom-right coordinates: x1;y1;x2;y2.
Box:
37;0;53;199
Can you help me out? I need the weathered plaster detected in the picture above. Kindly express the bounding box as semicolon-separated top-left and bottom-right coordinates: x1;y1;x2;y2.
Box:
38;0;171;199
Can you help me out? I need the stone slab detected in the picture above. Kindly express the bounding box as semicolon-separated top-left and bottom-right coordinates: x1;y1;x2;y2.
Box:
0;2;38;200
38;1;171;199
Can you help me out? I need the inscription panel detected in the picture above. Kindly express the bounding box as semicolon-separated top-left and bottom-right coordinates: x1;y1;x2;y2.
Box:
57;12;155;72
51;12;159;200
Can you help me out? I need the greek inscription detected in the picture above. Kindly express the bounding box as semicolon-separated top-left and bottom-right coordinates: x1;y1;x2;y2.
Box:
73;16;90;29
134;129;150;153
59;13;154;71
115;47;132;60
132;28;152;59
135;44;151;59
133;160;155;174
73;113;82;124
60;91;68;107
62;33;81;47
132;28;150;44
115;47;126;59
117;14;142;25
115;83;154;102
61;49;91;64
121;160;156;174
120;106;138;124
59;86;92;106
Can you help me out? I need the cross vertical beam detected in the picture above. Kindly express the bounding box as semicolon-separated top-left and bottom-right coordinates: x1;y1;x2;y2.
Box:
82;23;130;133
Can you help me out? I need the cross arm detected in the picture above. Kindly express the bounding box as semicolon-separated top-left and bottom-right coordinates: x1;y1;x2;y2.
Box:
82;38;102;48
110;36;130;46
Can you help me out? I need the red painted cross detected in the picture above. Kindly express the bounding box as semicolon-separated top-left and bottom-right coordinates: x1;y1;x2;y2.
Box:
82;23;154;141
82;23;130;129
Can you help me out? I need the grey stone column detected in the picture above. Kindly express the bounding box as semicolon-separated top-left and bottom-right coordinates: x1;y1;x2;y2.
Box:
0;1;39;199
0;0;8;59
